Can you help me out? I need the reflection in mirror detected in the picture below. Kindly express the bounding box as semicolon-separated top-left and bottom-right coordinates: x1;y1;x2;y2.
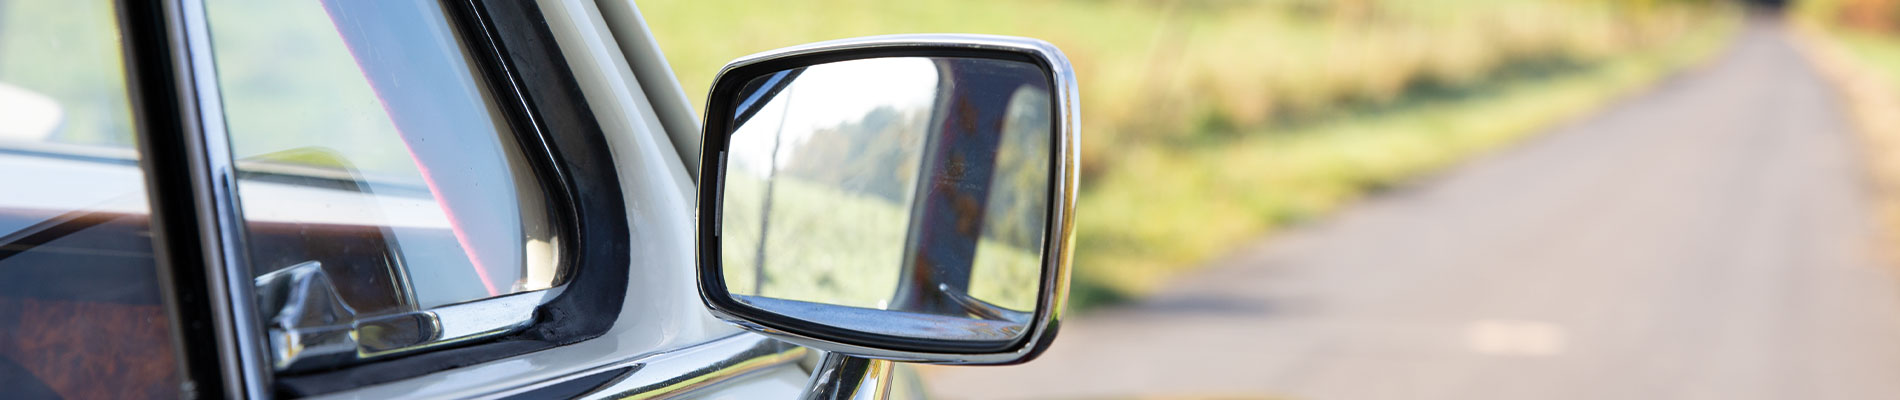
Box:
719;56;1053;343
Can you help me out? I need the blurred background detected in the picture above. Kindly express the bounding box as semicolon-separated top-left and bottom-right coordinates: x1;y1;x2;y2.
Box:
644;0;1900;398
648;0;1735;310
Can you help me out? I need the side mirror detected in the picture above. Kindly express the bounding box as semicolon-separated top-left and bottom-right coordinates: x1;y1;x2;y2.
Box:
695;34;1079;367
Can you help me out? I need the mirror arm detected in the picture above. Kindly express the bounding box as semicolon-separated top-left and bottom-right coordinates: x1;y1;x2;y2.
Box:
801;352;895;400
254;261;361;372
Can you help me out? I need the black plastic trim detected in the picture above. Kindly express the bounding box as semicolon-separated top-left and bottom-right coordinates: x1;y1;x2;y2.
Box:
696;47;1060;355
118;0;233;397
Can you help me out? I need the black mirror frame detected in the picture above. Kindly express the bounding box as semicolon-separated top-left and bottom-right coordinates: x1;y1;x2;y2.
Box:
694;34;1079;365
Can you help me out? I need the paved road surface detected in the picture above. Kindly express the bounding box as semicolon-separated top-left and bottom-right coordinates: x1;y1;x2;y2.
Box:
927;20;1900;400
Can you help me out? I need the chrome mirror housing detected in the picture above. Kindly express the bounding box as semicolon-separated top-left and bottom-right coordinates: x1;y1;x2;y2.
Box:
694;34;1079;365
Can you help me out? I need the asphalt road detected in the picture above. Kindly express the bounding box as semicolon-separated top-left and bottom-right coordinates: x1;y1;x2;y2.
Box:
927;20;1900;400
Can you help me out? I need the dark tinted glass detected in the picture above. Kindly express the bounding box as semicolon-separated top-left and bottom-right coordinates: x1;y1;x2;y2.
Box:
0;0;181;398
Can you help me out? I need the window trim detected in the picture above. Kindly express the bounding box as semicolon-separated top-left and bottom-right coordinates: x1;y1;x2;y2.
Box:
265;0;633;395
230;0;572;374
123;0;634;396
120;0;271;397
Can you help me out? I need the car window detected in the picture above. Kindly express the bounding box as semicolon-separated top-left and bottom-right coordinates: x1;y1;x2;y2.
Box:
203;0;566;371
0;0;182;398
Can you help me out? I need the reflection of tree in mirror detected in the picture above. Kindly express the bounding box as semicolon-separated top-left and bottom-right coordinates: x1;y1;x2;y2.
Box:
979;87;1052;249
722;105;931;306
722;62;938;312
779;106;929;204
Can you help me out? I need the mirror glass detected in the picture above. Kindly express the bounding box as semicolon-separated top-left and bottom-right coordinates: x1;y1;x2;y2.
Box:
719;56;1053;343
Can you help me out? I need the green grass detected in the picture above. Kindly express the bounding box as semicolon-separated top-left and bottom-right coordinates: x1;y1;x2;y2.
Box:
1833;32;1900;87
721;172;909;308
722;172;1042;312
1072;16;1739;304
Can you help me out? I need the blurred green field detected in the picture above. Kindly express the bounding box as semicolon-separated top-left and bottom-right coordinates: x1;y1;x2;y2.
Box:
0;0;133;148
644;0;1742;308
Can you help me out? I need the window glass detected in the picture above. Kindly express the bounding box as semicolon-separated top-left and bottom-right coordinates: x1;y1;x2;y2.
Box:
204;0;562;321
0;0;181;398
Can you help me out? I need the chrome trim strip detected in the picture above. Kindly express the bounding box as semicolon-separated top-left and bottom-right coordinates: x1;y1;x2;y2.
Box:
474;333;808;400
172;0;274;395
425;289;556;344
257;260;560;372
697;33;1080;365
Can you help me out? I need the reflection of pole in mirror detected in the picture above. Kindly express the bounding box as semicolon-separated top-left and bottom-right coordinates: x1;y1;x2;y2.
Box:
721;56;1054;337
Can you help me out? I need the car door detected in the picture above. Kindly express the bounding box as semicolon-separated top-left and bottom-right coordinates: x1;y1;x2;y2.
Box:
98;0;813;398
11;1;1059;397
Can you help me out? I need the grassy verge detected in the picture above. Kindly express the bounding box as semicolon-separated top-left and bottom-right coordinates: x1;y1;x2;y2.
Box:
1070;12;1742;306
1789;23;1900;263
